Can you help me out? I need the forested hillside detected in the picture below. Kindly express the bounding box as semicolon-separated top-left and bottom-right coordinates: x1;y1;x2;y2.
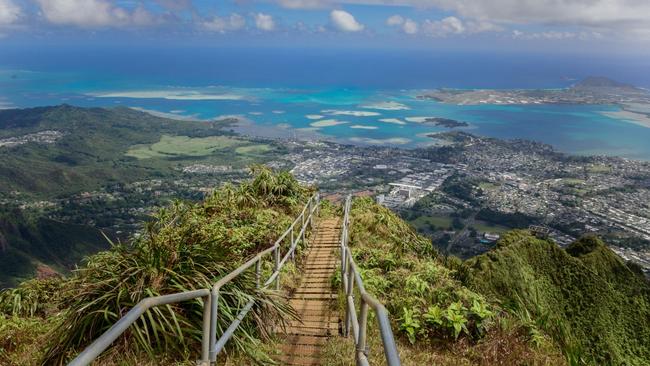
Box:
0;208;109;287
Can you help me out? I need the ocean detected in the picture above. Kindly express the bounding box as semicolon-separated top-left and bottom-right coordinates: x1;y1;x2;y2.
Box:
1;45;650;160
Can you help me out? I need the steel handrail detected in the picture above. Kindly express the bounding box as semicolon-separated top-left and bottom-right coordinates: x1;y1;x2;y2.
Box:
68;192;320;366
340;195;401;366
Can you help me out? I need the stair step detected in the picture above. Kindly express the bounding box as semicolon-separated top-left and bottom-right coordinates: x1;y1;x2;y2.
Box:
293;293;338;300
287;320;338;330
279;326;333;337
298;314;338;322
274;355;321;366
279;343;322;355
280;335;328;346
296;286;332;293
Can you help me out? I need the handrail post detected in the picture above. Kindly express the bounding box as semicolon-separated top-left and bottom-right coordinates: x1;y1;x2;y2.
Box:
344;259;354;337
209;288;220;362
357;300;369;365
200;295;211;365
274;247;280;291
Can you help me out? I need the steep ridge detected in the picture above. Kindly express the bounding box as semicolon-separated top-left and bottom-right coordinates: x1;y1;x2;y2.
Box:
462;231;650;365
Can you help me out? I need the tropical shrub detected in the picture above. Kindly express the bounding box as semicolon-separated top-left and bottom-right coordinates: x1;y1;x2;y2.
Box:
348;197;494;345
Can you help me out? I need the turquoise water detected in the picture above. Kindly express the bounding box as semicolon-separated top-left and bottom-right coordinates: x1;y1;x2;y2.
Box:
1;67;650;161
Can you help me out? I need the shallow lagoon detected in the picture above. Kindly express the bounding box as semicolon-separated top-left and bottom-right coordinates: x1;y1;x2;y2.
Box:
2;69;650;160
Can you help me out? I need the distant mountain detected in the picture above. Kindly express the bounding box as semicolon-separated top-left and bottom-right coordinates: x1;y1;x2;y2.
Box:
572;76;638;90
462;231;650;365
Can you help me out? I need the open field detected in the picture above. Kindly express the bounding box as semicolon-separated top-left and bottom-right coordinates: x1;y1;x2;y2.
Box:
235;144;272;155
126;135;244;159
410;215;453;230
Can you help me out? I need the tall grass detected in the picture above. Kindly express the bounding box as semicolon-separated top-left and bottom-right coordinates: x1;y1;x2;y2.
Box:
39;166;313;365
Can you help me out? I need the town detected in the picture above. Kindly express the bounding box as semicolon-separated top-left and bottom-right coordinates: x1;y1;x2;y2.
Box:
3;131;649;275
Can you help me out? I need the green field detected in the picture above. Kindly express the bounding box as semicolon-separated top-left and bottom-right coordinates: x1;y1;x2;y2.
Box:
235;144;272;155
126;135;245;159
562;178;586;185
478;182;499;190
471;220;510;233
587;164;612;173
410;215;453;230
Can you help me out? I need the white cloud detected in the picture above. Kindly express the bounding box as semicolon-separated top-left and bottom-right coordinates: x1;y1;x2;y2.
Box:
35;0;157;28
278;0;650;36
0;0;20;26
422;16;464;37
254;13;275;31
419;15;501;37
387;15;419;35
202;14;245;33
330;9;364;32
386;15;404;26
403;18;418;34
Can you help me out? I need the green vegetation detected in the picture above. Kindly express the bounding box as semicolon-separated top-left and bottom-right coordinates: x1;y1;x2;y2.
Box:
0;168;313;365
336;197;564;364
0;208;110;288
462;231;650;365
0;105;283;198
126;135;245;159
409;215;453;231
235;144;272;155
586;164;612;174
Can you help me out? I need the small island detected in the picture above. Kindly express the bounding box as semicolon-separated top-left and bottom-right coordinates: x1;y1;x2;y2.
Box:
424;117;469;128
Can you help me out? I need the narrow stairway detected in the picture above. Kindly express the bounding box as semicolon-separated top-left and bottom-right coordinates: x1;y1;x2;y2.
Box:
275;218;341;366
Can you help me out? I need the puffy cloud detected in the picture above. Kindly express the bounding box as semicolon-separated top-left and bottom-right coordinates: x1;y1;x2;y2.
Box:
419;16;501;37
330;9;364;32
35;0;157;28
387;15;419;34
0;0;20;26
402;18;418;34
201;14;245;33
386;15;404;26
254;13;275;31
422;16;464;37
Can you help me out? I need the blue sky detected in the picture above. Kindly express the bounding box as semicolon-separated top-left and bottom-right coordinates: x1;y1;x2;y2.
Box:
1;0;650;54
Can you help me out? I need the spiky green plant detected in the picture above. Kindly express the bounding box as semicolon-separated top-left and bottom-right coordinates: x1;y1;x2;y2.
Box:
41;167;313;365
348;197;493;344
0;278;64;318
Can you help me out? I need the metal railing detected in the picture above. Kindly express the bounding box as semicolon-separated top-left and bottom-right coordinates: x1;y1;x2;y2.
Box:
340;195;401;366
69;193;320;366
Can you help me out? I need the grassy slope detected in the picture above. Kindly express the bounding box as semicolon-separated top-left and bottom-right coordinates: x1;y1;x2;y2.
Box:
323;198;564;365
462;231;650;365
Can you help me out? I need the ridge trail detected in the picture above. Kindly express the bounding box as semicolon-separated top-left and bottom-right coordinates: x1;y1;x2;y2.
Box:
275;218;341;366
